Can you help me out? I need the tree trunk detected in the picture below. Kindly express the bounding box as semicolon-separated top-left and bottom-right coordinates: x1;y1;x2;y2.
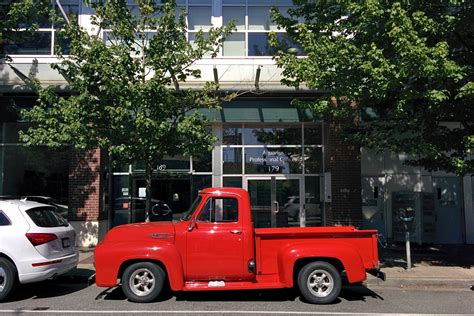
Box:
107;153;114;230
145;161;153;223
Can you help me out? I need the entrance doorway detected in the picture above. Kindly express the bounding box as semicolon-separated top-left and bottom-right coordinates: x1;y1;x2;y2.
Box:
245;176;302;228
433;177;463;244
133;175;192;218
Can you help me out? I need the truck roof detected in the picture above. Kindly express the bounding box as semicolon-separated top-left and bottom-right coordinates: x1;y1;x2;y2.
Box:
200;187;247;197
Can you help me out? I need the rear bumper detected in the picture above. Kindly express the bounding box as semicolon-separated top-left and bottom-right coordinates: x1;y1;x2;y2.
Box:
18;251;79;284
367;268;386;281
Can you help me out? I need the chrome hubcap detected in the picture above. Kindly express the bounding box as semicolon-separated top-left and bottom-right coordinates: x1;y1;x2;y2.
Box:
0;267;6;292
129;268;155;297
307;269;334;298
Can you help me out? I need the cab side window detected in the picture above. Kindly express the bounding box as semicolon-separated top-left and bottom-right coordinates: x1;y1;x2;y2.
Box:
0;211;11;226
197;197;238;223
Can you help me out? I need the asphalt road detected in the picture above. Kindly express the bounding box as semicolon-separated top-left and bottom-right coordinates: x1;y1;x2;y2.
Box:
0;277;473;315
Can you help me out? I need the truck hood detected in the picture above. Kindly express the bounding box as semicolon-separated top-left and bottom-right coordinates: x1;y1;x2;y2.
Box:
103;222;176;243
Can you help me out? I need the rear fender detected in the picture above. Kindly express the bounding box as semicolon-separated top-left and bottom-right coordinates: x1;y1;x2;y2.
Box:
95;241;184;291
277;242;366;287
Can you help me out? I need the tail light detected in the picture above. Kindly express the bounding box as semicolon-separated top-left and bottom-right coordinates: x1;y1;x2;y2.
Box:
26;233;57;246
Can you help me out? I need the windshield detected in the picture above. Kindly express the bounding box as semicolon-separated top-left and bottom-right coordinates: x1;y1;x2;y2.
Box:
180;196;203;221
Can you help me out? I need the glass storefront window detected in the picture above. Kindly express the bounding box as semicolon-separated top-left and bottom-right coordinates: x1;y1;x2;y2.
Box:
223;127;242;145
1;122;29;143
160;155;190;171
243;126;301;145
192;152;212;172
223;147;242;174
304;147;323;174
244;147;302;174
304;126;323;145
223;176;242;188
191;175;212;200
305;176;323;226
0;145;69;204
222;33;246;56
248;32;304;57
223;7;245;31
3;32;52;55
188;6;212;30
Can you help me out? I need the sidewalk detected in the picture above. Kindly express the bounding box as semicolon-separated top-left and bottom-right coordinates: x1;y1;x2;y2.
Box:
68;244;474;290
365;243;474;289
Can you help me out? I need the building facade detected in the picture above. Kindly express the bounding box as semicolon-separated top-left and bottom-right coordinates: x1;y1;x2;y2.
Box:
1;0;472;246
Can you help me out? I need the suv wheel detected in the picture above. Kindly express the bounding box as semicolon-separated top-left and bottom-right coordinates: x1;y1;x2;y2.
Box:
0;258;17;302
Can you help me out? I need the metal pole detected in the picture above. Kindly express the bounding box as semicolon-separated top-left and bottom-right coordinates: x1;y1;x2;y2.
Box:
405;230;412;270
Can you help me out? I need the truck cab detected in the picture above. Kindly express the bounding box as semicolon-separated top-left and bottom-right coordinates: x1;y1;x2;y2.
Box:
94;187;381;304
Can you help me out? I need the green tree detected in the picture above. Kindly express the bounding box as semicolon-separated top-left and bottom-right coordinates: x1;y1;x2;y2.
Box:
271;0;473;174
19;0;234;220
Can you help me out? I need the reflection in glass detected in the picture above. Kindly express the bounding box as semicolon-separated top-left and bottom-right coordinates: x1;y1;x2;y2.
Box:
277;179;299;227
248;179;299;228
192;152;212;172
222;33;245;56
223;127;242;145
188;6;212;30
245;147;302;174
244;126;301;145
133;156;190;172
1;122;29;143
1;146;69;203
223;7;245;30
3;32;52;55
304;126;323;145
248;33;304;56
223;148;242;174
248;180;271;228
304;147;323;174
191;175;212;200
223;177;242;188
305;176;323;226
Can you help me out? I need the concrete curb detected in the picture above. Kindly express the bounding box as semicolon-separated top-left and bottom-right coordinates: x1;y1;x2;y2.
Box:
365;276;474;289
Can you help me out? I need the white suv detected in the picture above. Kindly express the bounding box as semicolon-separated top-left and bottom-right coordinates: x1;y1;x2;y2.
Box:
0;200;78;301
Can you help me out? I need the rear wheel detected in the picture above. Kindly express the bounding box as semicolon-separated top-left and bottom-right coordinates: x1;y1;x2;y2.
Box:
122;262;166;303
297;261;341;304
0;258;17;302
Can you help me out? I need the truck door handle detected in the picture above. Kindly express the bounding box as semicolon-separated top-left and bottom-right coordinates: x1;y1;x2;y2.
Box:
273;201;279;214
230;230;242;235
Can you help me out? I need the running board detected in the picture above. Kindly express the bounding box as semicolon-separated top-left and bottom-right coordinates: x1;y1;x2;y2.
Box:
183;280;286;291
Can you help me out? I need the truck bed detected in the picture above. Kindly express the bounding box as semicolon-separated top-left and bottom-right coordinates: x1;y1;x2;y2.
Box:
254;226;379;283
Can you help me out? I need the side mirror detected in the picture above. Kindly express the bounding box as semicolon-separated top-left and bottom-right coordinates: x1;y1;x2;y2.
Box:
187;219;197;232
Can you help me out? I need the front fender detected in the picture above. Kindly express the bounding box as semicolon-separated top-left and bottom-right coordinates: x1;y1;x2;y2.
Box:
94;240;185;291
277;241;366;287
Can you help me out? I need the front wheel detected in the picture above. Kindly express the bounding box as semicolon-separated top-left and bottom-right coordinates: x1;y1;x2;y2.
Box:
297;261;341;304
122;262;166;303
0;258;17;302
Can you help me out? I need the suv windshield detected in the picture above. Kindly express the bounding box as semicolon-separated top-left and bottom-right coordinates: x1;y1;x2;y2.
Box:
26;207;68;227
180;196;202;221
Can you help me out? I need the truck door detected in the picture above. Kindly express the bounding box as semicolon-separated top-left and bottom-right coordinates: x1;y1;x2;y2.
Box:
186;196;246;281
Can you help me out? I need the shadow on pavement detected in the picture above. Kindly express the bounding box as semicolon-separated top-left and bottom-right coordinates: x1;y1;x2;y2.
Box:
5;277;90;303
97;284;383;305
380;243;474;269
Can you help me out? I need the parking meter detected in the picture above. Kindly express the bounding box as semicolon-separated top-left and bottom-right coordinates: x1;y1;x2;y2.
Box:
399;207;414;269
399;207;414;231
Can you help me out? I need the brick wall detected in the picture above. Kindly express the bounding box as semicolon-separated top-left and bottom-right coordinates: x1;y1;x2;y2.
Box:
325;118;363;227
68;149;102;221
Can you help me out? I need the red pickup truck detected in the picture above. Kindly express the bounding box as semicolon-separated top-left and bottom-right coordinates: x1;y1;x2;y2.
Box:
94;187;382;304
